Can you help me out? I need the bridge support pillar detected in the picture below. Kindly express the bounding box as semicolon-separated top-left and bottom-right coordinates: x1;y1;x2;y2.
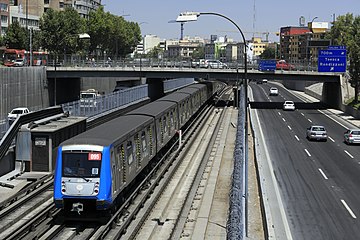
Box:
322;82;341;108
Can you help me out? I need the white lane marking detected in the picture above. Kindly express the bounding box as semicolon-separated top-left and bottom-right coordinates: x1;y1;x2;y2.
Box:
253;108;294;240
282;118;286;122
288;125;292;130
301;113;305;116
344;150;354;159
295;135;300;141
308;119;312;123
318;168;328;180
278;112;282;116
328;136;335;142
341;200;357;219
304;149;311;157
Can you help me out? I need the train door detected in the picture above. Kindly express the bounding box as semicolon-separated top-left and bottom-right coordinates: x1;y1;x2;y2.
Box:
141;130;148;163
135;133;142;171
114;146;123;192
147;124;155;157
126;138;136;180
111;150;118;195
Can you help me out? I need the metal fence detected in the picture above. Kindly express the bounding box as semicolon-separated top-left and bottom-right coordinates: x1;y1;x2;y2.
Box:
61;85;149;118
227;86;247;239
45;54;321;72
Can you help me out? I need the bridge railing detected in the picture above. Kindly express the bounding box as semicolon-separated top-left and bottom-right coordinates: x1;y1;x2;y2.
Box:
46;54;318;71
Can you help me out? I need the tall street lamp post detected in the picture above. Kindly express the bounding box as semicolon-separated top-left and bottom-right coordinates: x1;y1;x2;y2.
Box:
54;33;90;106
176;11;248;235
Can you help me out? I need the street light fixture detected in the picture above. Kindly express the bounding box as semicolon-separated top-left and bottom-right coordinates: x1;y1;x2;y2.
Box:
54;33;90;106
177;11;248;235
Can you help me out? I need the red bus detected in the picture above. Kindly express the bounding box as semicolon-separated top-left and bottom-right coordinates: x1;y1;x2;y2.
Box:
3;49;48;66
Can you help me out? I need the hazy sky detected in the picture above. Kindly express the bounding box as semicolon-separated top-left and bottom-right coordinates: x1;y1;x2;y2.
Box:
102;0;359;42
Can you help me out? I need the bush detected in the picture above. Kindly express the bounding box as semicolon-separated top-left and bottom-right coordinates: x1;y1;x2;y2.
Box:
345;97;360;109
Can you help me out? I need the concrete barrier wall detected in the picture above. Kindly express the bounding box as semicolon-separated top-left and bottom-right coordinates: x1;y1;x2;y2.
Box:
0;67;49;119
81;77;142;94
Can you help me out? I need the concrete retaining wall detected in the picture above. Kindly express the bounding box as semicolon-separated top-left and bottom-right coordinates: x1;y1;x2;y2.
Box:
81;77;143;94
0;67;49;119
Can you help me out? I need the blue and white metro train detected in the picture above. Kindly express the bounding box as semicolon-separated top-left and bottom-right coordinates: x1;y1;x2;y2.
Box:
53;82;223;214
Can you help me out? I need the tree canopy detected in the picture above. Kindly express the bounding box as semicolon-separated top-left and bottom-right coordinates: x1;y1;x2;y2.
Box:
4;21;28;49
3;6;141;58
328;13;360;103
259;47;276;59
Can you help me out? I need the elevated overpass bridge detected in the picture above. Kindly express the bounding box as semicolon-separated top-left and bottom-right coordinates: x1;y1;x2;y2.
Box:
46;66;343;108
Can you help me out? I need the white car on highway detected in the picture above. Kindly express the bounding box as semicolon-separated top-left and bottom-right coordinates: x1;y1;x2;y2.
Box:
306;125;328;141
344;129;360;144
283;101;295;111
269;87;278;96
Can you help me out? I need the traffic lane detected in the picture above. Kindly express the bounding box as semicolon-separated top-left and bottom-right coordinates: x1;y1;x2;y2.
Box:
256;107;358;239
270;106;360;231
252;84;360;236
249;82;325;111
281;108;360;218
276;99;360;191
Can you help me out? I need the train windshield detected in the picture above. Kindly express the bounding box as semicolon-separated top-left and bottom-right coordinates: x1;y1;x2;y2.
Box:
62;152;102;178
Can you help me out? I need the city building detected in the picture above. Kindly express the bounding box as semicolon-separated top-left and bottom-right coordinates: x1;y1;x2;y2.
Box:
6;0;102;33
167;39;202;59
279;22;330;66
143;34;160;54
0;0;9;35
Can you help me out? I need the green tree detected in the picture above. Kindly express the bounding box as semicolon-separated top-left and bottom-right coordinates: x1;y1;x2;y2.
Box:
259;47;276;59
87;7;141;58
0;35;4;46
192;46;205;59
329;13;360;103
4;21;28;49
39;8;86;55
146;44;163;58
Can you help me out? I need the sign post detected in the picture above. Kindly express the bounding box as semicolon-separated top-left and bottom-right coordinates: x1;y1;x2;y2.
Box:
318;46;347;72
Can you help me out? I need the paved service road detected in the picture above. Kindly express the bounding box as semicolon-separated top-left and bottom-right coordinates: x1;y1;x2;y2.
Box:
250;82;360;240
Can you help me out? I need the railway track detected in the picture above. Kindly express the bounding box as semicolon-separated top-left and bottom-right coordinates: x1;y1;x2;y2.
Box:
1;86;233;240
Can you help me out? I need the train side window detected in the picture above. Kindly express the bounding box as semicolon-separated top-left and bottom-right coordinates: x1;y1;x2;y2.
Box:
127;141;134;165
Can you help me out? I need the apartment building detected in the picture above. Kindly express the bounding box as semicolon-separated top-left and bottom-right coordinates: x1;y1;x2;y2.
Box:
5;0;102;33
0;0;9;35
279;23;330;64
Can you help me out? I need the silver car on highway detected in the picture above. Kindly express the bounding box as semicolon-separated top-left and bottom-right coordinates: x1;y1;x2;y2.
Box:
344;129;360;144
306;125;328;141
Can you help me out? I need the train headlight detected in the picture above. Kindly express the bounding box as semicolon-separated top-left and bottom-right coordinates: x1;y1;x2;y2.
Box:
61;181;66;193
93;182;100;194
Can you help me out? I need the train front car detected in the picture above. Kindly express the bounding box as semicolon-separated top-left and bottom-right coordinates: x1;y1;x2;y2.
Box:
54;144;112;215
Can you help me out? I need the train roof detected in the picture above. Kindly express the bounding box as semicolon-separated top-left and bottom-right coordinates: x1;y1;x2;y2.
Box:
186;83;207;90
176;84;206;94
60;115;153;146
126;101;176;118
157;92;190;103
